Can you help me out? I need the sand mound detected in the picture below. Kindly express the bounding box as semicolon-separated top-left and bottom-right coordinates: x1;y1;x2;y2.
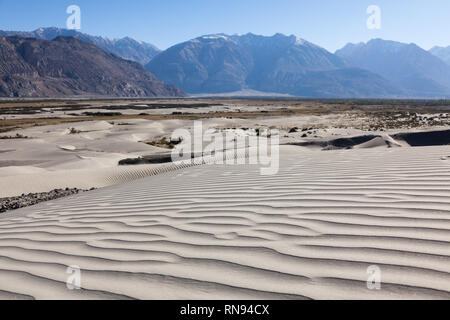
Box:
58;145;77;151
0;146;449;299
64;121;114;134
354;135;403;149
290;129;450;150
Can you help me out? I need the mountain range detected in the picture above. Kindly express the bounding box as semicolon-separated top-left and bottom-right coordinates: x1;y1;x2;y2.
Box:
0;36;183;98
2;27;450;98
146;33;402;98
0;27;160;65
336;39;450;97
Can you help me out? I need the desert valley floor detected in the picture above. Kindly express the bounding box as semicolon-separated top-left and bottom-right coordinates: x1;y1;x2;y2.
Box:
0;98;449;299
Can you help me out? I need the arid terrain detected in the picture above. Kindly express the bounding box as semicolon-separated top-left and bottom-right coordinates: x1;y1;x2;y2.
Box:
0;98;449;299
1;98;449;198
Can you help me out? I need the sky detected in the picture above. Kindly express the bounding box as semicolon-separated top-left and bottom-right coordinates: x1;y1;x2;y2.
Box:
0;0;449;52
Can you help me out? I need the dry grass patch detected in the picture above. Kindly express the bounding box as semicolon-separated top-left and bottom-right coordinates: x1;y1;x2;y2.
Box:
145;137;183;149
0;133;30;139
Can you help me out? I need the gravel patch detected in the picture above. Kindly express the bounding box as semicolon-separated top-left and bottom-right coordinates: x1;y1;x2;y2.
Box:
0;188;95;213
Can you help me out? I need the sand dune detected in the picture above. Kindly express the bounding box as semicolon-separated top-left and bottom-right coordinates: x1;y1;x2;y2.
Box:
0;145;449;299
1;117;448;198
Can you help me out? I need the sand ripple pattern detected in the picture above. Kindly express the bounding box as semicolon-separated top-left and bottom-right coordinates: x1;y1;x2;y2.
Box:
0;146;449;299
0;147;254;198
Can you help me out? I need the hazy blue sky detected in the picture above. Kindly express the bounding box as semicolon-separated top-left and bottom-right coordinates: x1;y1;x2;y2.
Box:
0;0;448;52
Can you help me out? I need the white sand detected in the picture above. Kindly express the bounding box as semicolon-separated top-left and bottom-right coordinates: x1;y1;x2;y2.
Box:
0;119;190;197
0;145;449;299
2;114;437;198
0;117;375;197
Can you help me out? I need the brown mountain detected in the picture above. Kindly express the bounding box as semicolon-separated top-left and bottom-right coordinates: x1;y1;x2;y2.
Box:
0;28;161;65
0;36;184;98
147;33;402;98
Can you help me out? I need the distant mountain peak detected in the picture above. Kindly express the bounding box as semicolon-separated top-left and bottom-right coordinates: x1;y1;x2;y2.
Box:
430;45;450;66
190;32;312;46
294;37;306;46
431;45;450;51
336;38;450;97
146;32;400;98
0;27;160;65
199;34;231;41
0;36;184;98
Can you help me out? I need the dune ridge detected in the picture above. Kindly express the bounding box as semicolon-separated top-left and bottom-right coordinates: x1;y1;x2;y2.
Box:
0;146;449;299
0;146;255;198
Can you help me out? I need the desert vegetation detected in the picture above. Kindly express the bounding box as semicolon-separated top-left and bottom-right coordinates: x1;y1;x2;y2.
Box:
0;133;29;139
145;137;183;149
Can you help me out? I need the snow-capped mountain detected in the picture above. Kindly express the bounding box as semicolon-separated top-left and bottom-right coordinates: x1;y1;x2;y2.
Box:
0;27;160;65
146;33;401;98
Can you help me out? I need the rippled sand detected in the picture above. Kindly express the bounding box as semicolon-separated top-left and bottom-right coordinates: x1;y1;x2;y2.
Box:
0;146;449;299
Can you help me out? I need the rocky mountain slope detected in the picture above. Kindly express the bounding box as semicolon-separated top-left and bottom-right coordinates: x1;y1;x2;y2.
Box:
0;36;184;98
336;39;450;97
0;27;160;65
146;33;402;98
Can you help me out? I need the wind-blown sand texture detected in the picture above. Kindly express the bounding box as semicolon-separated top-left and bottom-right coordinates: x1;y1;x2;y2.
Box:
0;145;449;299
0;117;354;197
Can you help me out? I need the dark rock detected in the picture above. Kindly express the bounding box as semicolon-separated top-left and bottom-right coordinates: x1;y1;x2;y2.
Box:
0;188;95;214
